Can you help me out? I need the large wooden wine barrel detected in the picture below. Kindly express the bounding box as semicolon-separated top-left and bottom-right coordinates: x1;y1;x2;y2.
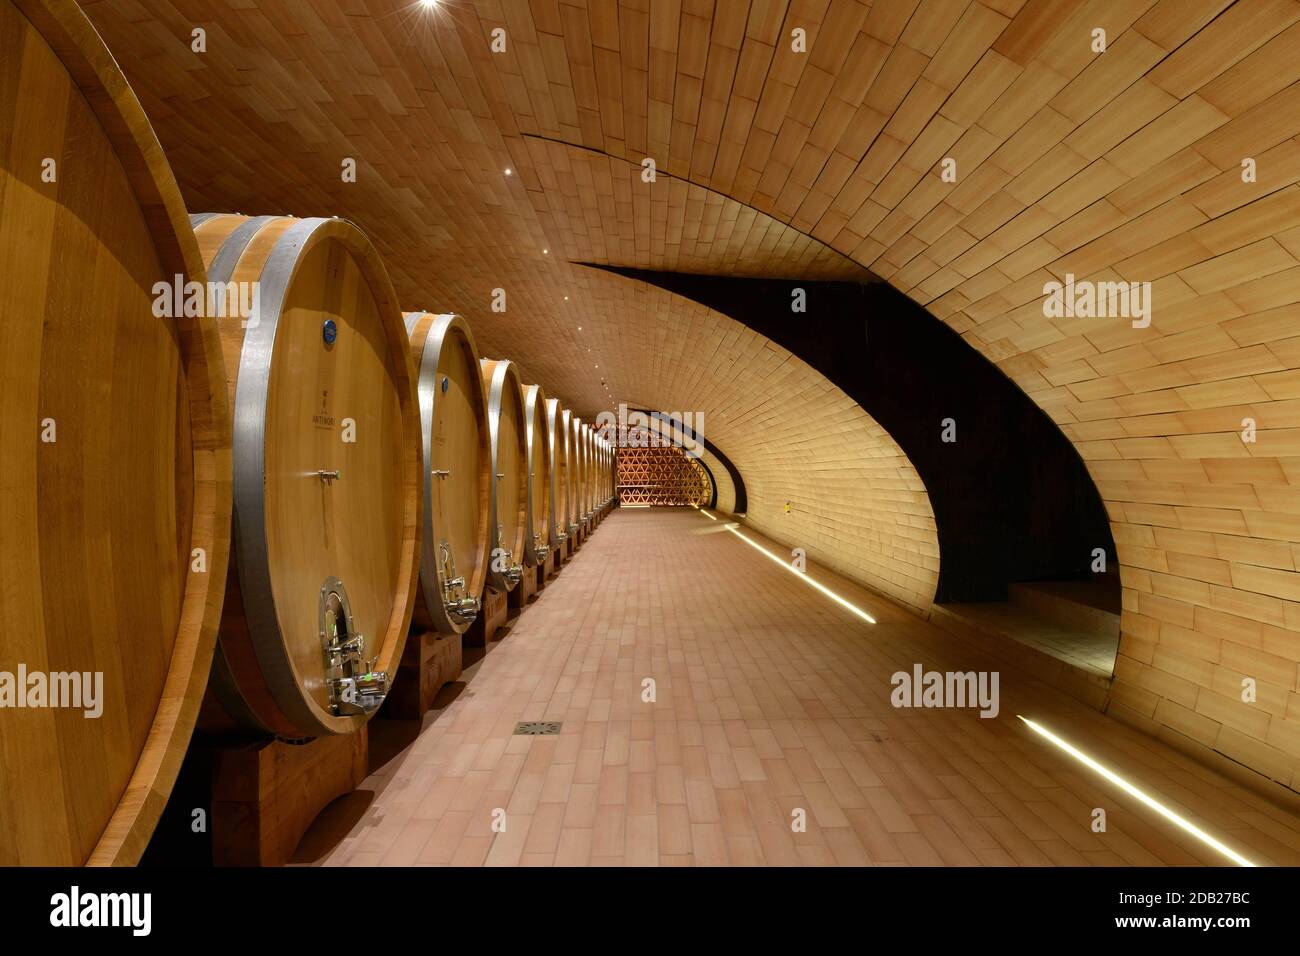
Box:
598;437;609;509
577;416;587;526
559;408;574;538
593;433;604;515
558;408;578;538
545;399;571;548
603;439;612;507
481;359;527;590
521;384;552;567
588;431;598;518
595;436;605;509
587;424;599;519
587;422;597;515
606;439;616;507
0;0;231;866
610;441;618;506
580;423;595;522
192;213;421;739
406;312;490;635
572;417;589;525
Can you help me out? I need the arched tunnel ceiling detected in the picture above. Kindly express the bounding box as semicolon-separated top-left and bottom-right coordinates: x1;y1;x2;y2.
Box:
593;276;940;613
82;0;1300;790
520;137;873;280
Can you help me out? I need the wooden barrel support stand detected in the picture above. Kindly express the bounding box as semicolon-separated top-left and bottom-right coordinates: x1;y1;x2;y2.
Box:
541;535;559;584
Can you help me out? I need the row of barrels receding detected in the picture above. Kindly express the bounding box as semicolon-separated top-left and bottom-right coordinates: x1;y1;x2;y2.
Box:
0;0;617;866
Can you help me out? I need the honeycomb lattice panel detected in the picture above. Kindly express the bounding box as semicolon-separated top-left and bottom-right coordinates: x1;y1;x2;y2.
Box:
617;444;712;507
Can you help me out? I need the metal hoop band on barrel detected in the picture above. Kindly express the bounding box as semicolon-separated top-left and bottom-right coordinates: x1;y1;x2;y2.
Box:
411;312;489;635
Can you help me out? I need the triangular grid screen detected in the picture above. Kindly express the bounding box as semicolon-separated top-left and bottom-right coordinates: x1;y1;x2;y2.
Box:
616;439;712;508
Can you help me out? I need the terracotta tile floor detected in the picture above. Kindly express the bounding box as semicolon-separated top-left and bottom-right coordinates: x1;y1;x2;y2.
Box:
317;508;1300;867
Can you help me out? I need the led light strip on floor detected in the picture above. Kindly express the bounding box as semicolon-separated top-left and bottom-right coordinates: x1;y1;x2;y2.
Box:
693;506;876;625
1017;715;1257;867
687;507;1256;864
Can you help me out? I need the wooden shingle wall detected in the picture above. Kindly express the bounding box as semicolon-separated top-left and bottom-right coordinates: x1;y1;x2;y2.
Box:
699;445;737;513
604;276;941;613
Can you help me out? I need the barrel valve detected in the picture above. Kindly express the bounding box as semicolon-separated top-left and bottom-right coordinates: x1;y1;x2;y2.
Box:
447;594;480;622
439;542;479;623
432;469;450;479
319;577;387;716
330;669;389;715
324;632;364;670
532;533;550;560
317;469;341;484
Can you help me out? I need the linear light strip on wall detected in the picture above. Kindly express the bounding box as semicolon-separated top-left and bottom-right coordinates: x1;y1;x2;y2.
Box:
694;506;876;625
1017;716;1257;867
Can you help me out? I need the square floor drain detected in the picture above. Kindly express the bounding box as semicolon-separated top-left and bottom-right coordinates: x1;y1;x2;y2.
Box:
515;721;562;736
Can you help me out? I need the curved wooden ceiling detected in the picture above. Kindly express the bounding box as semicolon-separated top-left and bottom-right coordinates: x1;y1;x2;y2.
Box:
522;138;872;278
82;0;1300;792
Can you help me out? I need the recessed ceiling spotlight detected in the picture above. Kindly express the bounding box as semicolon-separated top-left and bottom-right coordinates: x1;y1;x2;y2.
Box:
542;248;549;254
419;0;437;8
564;296;569;301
